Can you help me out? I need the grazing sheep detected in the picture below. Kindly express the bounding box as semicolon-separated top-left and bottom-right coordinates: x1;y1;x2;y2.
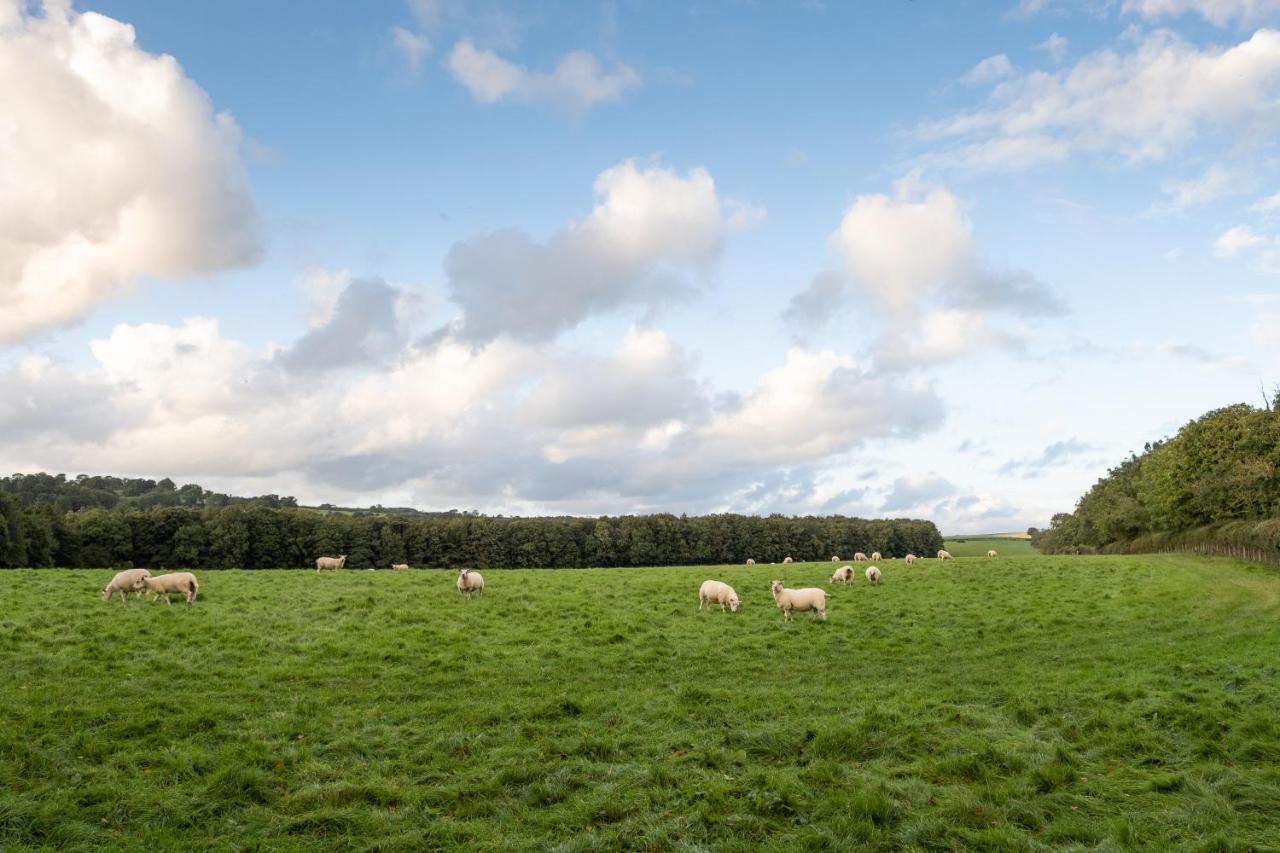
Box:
392;563;409;571
853;552;868;562
141;572;199;606
831;555;840;562
746;558;756;565
937;550;954;561
830;565;854;584
101;569;151;603
905;554;917;565
457;569;484;597
865;566;882;584
783;556;794;564
987;549;998;558
871;551;882;561
315;555;347;572
770;580;827;622
698;580;740;613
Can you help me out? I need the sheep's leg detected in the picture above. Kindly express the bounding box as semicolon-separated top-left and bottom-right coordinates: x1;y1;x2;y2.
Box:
163;592;172;605
698;597;704;611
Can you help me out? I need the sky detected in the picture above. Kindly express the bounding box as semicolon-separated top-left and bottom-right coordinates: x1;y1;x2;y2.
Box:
2;0;1280;533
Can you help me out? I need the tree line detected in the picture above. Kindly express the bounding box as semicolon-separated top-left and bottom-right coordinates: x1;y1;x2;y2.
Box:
1031;396;1280;557
0;480;943;569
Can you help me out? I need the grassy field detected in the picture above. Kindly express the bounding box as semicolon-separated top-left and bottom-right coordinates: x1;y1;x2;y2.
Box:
3;555;1279;851
944;537;1037;558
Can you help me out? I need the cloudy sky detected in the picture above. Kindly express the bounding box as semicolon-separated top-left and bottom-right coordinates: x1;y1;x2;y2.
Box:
3;0;1279;532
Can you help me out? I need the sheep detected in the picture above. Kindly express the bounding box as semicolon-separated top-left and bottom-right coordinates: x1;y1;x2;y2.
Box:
315;554;347;572
141;572;199;606
746;558;756;565
987;549;998;558
905;553;917;565
770;580;826;622
457;569;484;597
831;555;840;562
698;580;740;612
830;565;854;584
871;551;882;561
853;552;868;562
783;556;794;564
101;569;151;603
937;549;954;561
392;563;409;571
865;565;882;584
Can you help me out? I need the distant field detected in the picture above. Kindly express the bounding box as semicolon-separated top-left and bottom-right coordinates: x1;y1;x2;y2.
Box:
944;536;1037;557
3;555;1280;849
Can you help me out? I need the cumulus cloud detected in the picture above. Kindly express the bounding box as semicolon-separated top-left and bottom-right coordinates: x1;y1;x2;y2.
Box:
443;159;742;344
1038;33;1070;63
999;438;1101;476
1214;224;1270;256
784;176;1062;367
1156;163;1237;212
447;39;639;111
881;474;957;511
390;25;431;75
1121;0;1280;25
917;29;1280;171
0;0;260;344
275;277;413;372
961;54;1014;85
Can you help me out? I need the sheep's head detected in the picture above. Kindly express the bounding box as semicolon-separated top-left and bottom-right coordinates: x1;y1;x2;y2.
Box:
770;580;783;596
458;569;469;579
100;586;112;601
729;595;740;612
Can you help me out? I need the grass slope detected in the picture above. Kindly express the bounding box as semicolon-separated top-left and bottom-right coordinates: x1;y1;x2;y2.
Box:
3;555;1279;850
944;537;1037;558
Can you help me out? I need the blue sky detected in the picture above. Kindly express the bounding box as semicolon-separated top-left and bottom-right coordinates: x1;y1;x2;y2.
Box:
2;0;1279;532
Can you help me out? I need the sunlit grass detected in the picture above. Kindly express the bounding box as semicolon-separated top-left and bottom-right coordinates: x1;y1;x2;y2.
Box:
2;555;1279;850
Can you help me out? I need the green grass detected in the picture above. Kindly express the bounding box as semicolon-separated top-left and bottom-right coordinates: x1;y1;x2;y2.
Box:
944;536;1037;558
3;555;1279;850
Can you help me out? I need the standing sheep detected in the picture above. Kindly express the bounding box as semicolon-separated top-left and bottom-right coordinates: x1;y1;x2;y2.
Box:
770;580;826;622
783;557;794;564
905;554;917;565
937;550;954;561
457;569;484;597
101;569;151;603
865;566;882;584
830;555;840;562
870;551;882;561
830;565;854;584
853;552;868;562
392;563;409;571
698;580;740;612
315;555;347;572
746;558;756;565
141;572;199;605
987;549;998;558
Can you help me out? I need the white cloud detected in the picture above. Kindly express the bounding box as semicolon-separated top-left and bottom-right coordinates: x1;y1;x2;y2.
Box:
1251;189;1280;212
390;25;431;75
446;39;639;111
1156;163;1236;212
443;159;737;343
1038;32;1070;63
0;1;260;344
1214;224;1269;256
918;29;1280;171
961;54;1014;85
1121;0;1280;25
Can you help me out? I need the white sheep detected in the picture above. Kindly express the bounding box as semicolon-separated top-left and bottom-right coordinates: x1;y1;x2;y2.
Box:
457;569;484;597
830;555;840;562
871;551;882;561
141;572;199;605
938;549;954;561
853;552;867;562
830;565;853;584
987;549;998;558
905;554;917;565
101;569;151;603
746;558;756;565
698;580;740;612
865;565;882;584
770;580;826;622
392;563;409;571
315;555;347;572
783;556;794;564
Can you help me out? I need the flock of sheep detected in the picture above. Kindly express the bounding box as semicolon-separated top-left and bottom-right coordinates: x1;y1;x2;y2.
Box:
100;548;997;614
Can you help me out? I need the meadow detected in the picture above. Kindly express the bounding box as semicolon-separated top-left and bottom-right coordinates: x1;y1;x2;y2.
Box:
2;555;1279;851
943;537;1037;558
